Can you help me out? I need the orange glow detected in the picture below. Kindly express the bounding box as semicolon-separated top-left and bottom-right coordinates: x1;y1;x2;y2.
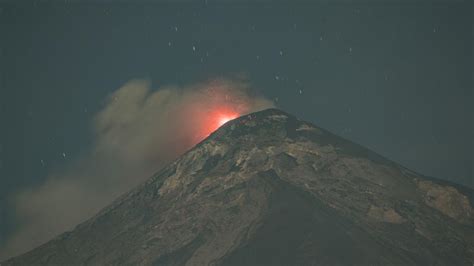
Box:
200;108;239;138
217;114;238;127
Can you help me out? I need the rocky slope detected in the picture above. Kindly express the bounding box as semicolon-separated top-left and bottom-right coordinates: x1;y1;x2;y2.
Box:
3;108;473;265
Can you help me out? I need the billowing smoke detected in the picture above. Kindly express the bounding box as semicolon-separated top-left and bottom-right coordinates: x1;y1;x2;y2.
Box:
0;78;274;260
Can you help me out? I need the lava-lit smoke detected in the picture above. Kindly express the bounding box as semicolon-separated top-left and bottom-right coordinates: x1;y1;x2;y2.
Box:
0;78;274;260
188;106;240;142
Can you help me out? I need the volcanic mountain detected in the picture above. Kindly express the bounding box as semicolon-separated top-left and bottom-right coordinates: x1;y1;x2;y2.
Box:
3;109;474;265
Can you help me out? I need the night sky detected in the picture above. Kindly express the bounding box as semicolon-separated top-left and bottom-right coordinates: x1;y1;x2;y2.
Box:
0;0;472;254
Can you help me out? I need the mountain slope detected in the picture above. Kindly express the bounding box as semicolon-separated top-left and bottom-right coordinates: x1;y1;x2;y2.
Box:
4;108;474;265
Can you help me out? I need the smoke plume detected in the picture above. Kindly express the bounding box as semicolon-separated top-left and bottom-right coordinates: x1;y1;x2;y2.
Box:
0;78;273;260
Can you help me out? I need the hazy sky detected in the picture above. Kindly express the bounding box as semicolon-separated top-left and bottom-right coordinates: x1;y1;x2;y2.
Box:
0;0;472;255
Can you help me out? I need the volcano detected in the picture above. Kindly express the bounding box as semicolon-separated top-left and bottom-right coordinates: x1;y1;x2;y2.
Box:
3;109;473;265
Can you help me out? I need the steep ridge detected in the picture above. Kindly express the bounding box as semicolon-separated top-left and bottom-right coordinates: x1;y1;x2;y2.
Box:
4;109;473;265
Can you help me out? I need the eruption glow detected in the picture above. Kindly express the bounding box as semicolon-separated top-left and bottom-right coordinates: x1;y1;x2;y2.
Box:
203;107;239;137
217;111;239;128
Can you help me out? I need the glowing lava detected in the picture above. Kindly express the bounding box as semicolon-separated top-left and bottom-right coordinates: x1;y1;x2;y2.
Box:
217;113;238;127
202;108;240;137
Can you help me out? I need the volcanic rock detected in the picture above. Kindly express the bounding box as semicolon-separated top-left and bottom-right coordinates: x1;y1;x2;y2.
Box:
3;109;473;265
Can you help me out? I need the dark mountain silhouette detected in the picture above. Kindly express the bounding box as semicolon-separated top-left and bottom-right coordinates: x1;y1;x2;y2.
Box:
3;109;473;265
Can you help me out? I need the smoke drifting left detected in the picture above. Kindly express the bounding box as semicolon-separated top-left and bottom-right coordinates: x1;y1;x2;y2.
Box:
0;78;274;260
